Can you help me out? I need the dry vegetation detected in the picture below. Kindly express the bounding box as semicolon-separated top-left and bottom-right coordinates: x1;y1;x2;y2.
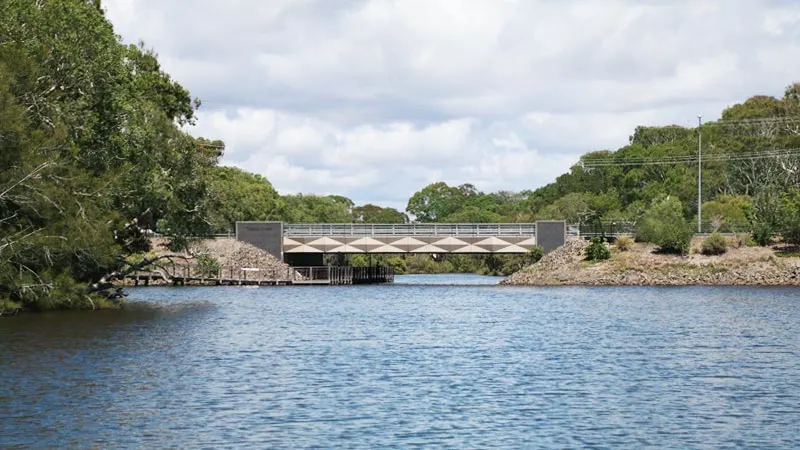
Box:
502;237;800;286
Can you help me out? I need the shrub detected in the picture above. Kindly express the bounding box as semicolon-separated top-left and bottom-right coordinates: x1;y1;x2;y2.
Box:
637;197;694;254
751;222;775;246
196;255;220;277
614;235;634;251
497;247;545;275
701;232;728;256
585;238;611;261
528;246;545;263
732;233;756;248
746;188;784;246
782;191;800;246
0;298;23;316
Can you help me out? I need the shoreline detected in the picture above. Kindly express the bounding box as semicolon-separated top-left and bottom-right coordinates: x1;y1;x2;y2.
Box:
501;238;800;287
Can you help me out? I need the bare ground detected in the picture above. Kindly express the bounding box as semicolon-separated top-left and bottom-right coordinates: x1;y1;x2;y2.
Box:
502;237;800;286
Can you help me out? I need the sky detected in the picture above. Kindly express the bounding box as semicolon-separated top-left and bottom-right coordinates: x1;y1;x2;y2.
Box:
104;0;800;211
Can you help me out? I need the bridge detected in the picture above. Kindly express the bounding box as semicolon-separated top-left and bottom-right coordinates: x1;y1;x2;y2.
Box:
283;223;540;254
234;221;569;265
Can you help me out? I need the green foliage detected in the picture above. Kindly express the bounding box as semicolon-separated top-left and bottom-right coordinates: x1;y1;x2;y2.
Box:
615;235;634;251
406;182;480;222
780;189;800;246
486;247;546;276
443;206;503;223
4;0;800;298
637;197;694;254
405;255;455;274
585;238;611;261
747;188;785;246
701;195;751;232
349;254;408;274
206;166;282;232
279;194;354;223
0;0;218;310
528;246;545;264
196;255;220;278
0;298;23;316
352;204;407;223
701;233;729;256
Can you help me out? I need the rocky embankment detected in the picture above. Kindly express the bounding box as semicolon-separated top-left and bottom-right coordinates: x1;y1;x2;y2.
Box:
502;237;800;286
129;238;296;284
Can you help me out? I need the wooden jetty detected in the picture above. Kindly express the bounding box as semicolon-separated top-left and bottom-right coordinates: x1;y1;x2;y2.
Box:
128;265;394;287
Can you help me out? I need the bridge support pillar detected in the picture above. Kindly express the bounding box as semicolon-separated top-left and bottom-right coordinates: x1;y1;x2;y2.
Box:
235;221;283;260
535;220;566;253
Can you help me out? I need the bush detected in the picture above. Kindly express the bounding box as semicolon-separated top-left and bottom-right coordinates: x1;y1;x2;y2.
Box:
528;246;545;263
751;222;775;246
747;188;784;246
732;233;756;248
585;238;611;261
637;197;694;254
701;232;728;256
615;235;634;251
496;247;545;275
0;298;23;316
782;190;800;245
196;255;220;277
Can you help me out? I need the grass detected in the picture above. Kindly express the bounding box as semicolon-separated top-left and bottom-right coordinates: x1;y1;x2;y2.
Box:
775;250;800;258
614;235;634;252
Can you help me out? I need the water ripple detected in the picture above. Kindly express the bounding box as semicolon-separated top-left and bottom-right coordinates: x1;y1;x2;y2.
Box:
1;278;799;448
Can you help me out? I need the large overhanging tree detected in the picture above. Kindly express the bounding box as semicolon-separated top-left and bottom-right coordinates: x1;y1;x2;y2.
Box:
0;0;221;312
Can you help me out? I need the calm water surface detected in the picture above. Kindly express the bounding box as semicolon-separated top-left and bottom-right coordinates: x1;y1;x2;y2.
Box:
1;275;799;448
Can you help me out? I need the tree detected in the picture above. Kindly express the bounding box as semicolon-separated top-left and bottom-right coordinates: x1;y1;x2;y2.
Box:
352;204;408;223
637;197;694;254
0;0;221;311
747;187;785;246
278;194;354;223
442;206;502;223
206;166;282;232
781;189;800;246
406;182;478;222
701;195;751;232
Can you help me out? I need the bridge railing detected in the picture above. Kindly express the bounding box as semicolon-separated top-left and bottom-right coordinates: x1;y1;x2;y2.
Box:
283;223;538;237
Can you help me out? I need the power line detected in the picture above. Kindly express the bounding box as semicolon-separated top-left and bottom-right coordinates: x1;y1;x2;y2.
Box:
581;147;800;165
706;116;800;127
579;147;800;168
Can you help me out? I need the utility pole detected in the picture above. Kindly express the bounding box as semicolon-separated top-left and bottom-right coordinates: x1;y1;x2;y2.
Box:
697;115;703;233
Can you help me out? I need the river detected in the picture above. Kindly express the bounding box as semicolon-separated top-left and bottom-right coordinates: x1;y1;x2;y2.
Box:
1;275;799;448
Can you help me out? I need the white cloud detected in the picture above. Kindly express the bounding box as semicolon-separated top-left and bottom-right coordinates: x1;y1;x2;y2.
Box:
104;0;800;209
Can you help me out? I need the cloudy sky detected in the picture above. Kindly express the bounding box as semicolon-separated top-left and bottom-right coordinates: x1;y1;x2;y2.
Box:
104;0;800;210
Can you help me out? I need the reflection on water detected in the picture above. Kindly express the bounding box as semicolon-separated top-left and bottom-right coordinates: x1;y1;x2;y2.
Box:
1;277;799;448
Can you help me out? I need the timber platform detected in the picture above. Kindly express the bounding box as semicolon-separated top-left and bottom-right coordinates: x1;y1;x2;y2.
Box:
128;265;394;287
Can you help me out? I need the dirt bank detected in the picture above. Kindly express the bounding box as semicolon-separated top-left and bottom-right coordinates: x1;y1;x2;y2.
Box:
502;237;800;286
124;238;296;285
